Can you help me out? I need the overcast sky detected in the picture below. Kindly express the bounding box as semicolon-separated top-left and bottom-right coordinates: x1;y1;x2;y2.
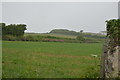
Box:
118;1;120;19
2;2;118;33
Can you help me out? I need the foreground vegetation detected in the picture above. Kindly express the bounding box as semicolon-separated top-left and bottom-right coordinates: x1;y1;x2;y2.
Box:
3;41;103;78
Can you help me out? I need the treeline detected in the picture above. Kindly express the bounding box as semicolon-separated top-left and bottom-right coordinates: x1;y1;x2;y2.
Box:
1;23;27;36
0;23;27;40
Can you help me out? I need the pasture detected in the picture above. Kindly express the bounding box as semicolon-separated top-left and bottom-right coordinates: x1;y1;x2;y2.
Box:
2;41;103;78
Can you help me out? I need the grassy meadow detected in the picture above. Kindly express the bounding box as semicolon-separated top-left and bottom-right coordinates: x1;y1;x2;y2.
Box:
2;41;103;78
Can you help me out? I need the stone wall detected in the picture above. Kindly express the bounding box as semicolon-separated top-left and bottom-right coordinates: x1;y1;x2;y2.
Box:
101;39;120;78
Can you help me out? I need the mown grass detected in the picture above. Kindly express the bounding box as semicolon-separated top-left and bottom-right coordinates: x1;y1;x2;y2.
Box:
2;41;103;78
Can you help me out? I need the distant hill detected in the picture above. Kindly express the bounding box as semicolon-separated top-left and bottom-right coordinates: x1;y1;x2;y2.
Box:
49;29;79;36
49;29;106;39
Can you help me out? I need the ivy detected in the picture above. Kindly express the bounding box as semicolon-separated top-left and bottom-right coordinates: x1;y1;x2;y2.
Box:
106;19;120;45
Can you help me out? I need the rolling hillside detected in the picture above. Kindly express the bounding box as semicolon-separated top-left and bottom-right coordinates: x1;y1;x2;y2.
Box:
25;29;106;43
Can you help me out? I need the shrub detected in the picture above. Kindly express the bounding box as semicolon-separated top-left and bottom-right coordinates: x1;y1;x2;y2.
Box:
3;35;18;41
76;35;85;41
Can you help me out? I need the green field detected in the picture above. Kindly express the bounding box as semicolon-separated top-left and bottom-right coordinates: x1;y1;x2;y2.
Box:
2;41;103;78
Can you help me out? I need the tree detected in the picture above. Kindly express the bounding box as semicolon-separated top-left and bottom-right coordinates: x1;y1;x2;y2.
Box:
1;23;27;37
80;30;83;33
76;35;85;41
